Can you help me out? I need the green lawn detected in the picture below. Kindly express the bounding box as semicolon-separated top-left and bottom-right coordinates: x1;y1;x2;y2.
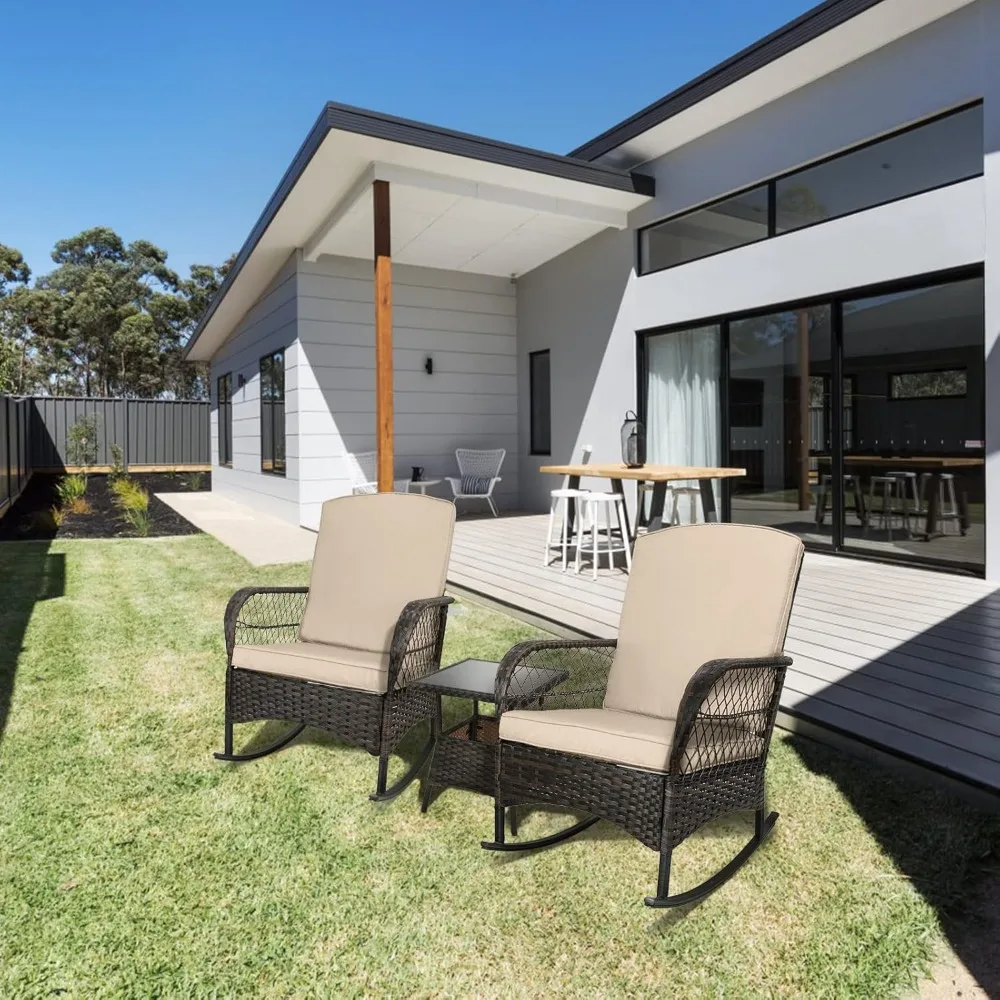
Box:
1;536;998;998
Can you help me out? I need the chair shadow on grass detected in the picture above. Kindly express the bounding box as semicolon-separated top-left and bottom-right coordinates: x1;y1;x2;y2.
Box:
0;540;66;749
222;718;434;793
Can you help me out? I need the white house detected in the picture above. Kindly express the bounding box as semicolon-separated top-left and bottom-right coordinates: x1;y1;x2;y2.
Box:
184;0;1000;580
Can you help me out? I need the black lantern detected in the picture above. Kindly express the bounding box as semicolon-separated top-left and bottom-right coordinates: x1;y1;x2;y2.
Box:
620;410;646;468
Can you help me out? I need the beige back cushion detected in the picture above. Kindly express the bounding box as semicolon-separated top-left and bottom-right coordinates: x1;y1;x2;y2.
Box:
299;493;456;651
603;523;803;720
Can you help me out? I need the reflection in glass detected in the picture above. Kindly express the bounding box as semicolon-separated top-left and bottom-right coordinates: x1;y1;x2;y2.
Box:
775;104;982;233
260;350;286;476
641;186;768;273
841;277;984;570
727;307;832;547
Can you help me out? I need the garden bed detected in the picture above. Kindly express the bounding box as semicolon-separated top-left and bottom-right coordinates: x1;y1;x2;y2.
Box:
0;472;209;541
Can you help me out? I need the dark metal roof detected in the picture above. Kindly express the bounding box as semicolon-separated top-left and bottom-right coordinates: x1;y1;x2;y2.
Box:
569;0;890;162
184;102;654;357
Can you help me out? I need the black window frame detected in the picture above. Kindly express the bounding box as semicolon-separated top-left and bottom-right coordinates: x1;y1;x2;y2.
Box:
635;264;985;574
259;349;286;477
887;368;968;401
529;349;552;456
637;101;984;277
217;372;233;467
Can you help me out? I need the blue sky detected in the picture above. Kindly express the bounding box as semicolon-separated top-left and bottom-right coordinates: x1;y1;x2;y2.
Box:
2;0;815;282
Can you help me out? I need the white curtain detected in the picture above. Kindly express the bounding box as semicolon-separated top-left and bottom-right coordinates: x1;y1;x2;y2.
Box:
646;325;721;522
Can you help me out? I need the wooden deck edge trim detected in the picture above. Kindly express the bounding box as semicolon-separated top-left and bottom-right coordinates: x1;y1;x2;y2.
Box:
776;709;1000;813
445;580;602;641
447;576;1000;810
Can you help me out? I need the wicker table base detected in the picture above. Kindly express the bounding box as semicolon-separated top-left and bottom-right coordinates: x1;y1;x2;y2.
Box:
412;659;568;816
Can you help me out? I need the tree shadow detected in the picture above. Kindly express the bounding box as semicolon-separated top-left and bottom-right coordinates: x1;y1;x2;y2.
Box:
0;540;66;747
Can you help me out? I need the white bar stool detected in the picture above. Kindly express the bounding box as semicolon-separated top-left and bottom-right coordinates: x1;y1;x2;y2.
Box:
919;472;961;534
543;446;592;570
575;492;632;581
669;485;702;525
886;471;920;534
864;475;905;541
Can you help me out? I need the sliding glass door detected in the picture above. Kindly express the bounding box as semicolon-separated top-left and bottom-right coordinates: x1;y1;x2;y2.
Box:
840;276;984;570
727;306;832;548
640;269;984;573
645;324;721;521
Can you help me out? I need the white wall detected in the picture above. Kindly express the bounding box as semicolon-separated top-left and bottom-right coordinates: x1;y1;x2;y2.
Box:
210;253;300;524
295;256;517;530
983;0;1000;579
517;3;991;553
631;2;984;230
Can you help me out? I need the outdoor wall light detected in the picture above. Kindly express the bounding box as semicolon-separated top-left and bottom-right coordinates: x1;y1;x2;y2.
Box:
424;356;434;375
238;374;247;388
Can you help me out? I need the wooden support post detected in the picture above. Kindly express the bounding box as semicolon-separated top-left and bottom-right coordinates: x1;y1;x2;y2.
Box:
797;310;811;510
373;180;394;493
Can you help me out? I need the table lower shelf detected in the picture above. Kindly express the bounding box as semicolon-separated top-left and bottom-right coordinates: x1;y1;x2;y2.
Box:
429;717;499;797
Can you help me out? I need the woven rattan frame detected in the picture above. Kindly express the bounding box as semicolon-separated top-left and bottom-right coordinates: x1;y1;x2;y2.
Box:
217;585;452;798
489;638;793;905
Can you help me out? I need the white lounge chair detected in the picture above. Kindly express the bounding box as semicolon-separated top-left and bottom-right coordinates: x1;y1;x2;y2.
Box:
446;448;505;517
346;450;411;495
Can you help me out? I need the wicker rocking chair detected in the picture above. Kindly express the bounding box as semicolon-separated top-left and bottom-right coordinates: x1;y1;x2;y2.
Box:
214;492;456;801
484;523;804;907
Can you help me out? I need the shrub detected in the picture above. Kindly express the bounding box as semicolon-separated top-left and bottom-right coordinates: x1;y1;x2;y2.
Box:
180;472;204;492
121;506;151;537
65;415;100;471
55;474;87;505
50;506;65;527
113;480;149;513
109;443;127;483
67;496;92;515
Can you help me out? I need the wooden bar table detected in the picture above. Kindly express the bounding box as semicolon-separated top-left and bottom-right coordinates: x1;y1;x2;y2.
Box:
539;463;747;541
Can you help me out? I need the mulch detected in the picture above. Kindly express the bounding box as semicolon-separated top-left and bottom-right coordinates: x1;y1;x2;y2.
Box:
0;473;209;542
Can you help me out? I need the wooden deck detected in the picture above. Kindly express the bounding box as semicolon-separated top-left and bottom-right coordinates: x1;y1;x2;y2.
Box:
448;512;1000;797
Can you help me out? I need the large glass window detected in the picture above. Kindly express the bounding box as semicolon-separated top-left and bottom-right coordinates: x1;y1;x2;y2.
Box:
217;373;232;467
639;272;984;573
645;324;721;519
840;277;984;570
638;104;983;275
260;351;285;477
775;104;983;233
640;186;768;273
529;350;551;455
728;306;833;548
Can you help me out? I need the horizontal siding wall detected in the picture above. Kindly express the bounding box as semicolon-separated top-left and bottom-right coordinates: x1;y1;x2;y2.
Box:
210;252;300;524
296;256;517;529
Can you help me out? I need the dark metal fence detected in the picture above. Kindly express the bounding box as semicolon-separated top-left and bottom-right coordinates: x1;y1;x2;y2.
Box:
0;397;32;512
28;397;210;470
0;396;210;513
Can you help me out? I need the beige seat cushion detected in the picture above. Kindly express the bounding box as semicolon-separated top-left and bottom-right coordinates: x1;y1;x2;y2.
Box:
603;523;803;721
298;493;456;651
232;642;390;694
500;707;766;774
500;708;675;772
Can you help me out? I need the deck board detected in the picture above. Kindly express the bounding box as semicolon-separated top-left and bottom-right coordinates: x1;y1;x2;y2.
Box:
447;513;1000;793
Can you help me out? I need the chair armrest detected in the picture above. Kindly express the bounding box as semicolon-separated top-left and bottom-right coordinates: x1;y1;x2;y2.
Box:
669;655;792;775
225;586;310;658
388;596;455;688
494;638;617;714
